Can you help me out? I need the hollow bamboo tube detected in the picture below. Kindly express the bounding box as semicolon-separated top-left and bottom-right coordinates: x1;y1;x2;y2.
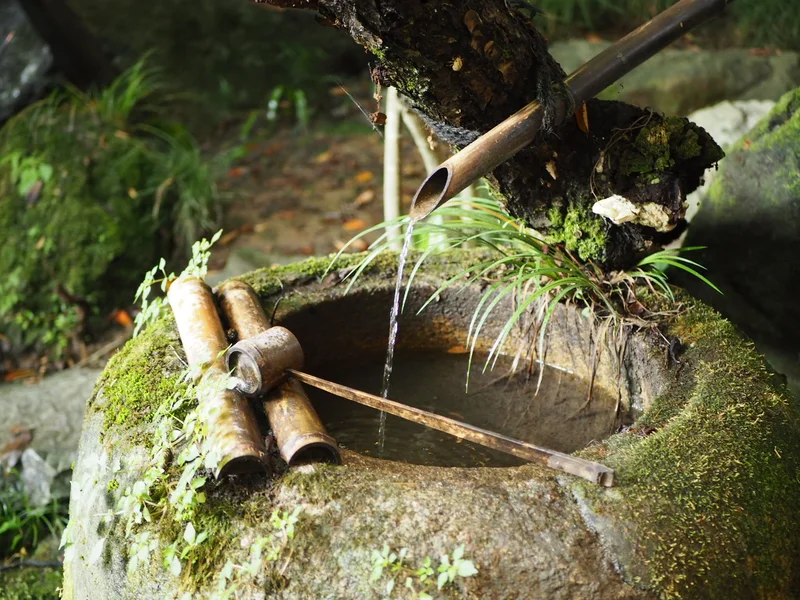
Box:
217;280;341;466
167;277;268;479
288;369;615;487
409;0;734;221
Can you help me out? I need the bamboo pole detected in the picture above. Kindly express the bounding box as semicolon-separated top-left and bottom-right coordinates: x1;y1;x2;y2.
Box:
409;0;734;222
167;277;267;479
288;369;615;486
383;86;403;250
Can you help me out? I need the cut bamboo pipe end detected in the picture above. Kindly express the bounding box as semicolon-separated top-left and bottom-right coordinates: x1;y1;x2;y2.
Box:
217;279;341;467
167;276;268;479
226;327;305;397
409;165;453;222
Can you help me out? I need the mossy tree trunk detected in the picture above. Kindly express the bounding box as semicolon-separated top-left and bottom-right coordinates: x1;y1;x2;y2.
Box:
256;0;722;268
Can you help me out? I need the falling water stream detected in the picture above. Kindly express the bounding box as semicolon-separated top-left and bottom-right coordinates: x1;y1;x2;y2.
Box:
378;223;416;453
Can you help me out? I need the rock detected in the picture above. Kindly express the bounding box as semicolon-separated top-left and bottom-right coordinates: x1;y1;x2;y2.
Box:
62;253;800;599
679;88;800;394
0;367;101;500
681;99;776;224
0;0;52;123
20;448;58;507
550;39;800;116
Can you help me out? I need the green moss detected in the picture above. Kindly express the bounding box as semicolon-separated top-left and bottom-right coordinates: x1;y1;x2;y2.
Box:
93;315;187;436
544;204;608;261
0;568;61;600
0;64;227;355
582;294;800;599
619;116;717;177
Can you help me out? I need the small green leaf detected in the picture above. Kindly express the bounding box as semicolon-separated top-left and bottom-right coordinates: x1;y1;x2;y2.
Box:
371;564;384;582
456;560;478;578
168;554;182;576
38;163;53;182
437;570;449;590
452;544;464;561
88;537;105;565
184;522;196;545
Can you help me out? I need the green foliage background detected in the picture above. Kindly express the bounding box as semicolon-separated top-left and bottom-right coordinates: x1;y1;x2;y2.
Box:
535;0;800;50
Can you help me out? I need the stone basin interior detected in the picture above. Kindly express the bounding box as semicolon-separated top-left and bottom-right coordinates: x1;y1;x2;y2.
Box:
275;281;647;468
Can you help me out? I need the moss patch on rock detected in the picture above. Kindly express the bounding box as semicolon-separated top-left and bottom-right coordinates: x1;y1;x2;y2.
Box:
92;314;186;437
0;64;228;355
580;295;800;599
0;568;61;600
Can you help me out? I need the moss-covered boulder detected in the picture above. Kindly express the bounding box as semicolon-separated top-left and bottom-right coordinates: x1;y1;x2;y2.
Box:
680;87;800;393
0;64;225;355
62;253;800;599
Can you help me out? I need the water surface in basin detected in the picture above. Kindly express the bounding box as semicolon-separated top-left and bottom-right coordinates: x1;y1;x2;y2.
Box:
307;350;629;467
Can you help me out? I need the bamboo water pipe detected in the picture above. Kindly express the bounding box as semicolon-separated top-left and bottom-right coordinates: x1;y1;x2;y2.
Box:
218;280;341;466
167;277;268;478
409;0;734;222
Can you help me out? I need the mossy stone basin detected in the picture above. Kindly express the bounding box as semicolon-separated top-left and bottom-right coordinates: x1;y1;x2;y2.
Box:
63;252;800;599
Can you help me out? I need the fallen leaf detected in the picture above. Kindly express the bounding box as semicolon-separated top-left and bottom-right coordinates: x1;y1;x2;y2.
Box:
354;171;374;184
545;160;558;180
276;210;295;220
227;167;248;179
353;189;375;207
333;238;368;252
343;218;368;231
2;369;36;382
446;346;469;354
263;143;284;157
218;224;253;246
111;309;133;327
314;150;333;164
575;103;590;134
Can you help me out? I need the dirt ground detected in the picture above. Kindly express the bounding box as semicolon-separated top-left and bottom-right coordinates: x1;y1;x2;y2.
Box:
208;80;428;275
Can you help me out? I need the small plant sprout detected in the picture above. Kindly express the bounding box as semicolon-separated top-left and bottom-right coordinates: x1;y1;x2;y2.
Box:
133;229;223;336
369;544;478;599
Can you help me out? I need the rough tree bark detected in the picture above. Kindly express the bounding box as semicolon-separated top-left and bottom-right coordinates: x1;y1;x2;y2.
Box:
256;0;722;269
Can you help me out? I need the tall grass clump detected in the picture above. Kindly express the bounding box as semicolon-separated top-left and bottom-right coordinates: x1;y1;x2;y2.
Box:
331;189;718;374
0;60;237;355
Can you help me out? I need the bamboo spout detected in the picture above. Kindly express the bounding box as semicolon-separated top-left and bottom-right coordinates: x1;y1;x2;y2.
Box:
409;0;734;222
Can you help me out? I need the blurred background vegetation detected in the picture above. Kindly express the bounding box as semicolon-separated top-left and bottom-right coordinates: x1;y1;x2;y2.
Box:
536;0;800;50
0;0;797;356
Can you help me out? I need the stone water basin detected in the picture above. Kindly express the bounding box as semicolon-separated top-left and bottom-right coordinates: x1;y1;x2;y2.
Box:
63;252;800;599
